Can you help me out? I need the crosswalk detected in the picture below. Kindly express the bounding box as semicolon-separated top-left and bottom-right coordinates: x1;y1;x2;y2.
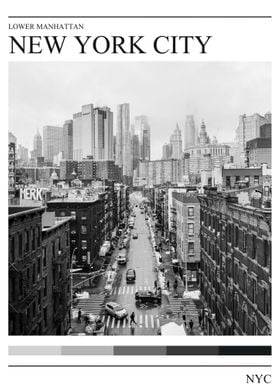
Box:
76;294;105;315
102;313;160;330
111;285;155;296
168;297;199;319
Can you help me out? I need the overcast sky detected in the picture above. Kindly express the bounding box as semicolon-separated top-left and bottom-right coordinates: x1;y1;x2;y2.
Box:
8;62;271;160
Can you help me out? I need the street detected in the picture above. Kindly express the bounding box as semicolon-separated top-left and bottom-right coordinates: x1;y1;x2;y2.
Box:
103;206;160;335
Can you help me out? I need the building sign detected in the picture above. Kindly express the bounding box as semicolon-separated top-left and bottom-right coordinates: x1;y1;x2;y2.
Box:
20;187;44;201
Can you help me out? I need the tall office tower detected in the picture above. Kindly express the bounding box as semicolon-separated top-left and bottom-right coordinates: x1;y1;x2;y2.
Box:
17;144;29;165
197;121;210;146
93;106;113;161
33;130;43;158
62;120;73;160
184;115;196;150
170;123;183;159
116;103;132;177
113;135;117;161
132;134;140;171
73;104;94;161
234;112;271;165
162;143;172;160
43;125;63;164
135;115;151;161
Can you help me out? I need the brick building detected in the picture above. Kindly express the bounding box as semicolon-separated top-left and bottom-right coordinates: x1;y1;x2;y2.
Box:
172;192;200;286
47;197;105;270
9;207;71;335
198;189;271;335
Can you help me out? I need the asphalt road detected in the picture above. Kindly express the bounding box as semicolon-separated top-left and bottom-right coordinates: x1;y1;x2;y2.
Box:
103;206;160;335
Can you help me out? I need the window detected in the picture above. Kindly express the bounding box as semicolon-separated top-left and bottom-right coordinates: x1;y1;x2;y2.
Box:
37;256;41;276
243;270;247;294
234;226;239;248
188;242;194;254
37;227;41;247
10;236;15;262
71;211;76;220
252;277;257;303
188;223;194;235
65;231;69;247
44;308;48;329
32;263;36;284
252;234;257;259
227;225;232;243
42;247;46;267
235;176;240;183
43;277;47;297
81;225;87;235
25;231;30;252
263;240;270;267
82;240;87;250
254;175;259;185
242;232;247;253
82;255;87;262
52;241;55;258
81;216;87;221
19;233;23;257
263;286;269;316
188;207;194;217
32;228;36;251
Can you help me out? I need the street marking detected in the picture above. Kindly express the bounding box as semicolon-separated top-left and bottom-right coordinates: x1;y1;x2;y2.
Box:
118;287;121;295
122;286;126;294
151;315;154;328
139;286;142;290
156;318;160;328
111;317;115;329
123;317;127;328
145;315;148;328
116;319;120;329
112;288;117;295
101;315;105;322
106;316;110;328
139;314;143;328
144;286;146;290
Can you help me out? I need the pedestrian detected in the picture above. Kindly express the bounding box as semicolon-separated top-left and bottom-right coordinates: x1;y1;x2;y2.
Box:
198;314;203;327
154;280;158;290
77;308;82;323
130;312;137;327
189;319;194;331
84;314;89;326
166;280;170;290
182;314;187;328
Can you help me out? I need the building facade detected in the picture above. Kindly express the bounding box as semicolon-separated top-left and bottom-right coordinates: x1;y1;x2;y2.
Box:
116;103;132;177
93;106;114;161
43;125;63;164
9;207;71;335
170;123;183;159
184;115;196;151
62;120;73;160
198;189;271;335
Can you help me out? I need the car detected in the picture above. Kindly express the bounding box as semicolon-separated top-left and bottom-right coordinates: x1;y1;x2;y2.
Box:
132;233;138;239
145;217;149;221
135;290;161;304
105;302;128;319
126;268;136;283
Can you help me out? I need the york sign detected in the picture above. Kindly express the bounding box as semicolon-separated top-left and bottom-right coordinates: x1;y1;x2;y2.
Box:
20;188;44;201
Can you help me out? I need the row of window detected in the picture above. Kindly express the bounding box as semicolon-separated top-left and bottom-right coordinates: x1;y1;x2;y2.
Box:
9;226;41;262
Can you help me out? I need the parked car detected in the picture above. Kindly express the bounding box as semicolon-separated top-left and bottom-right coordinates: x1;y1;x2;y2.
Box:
135;290;161;304
126;268;136;283
132;232;138;239
116;248;127;265
105;302;128;319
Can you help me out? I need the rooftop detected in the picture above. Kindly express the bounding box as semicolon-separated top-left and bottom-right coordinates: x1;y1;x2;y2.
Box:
9;206;45;218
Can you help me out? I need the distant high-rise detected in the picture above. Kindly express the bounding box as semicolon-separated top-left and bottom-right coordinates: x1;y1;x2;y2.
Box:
170;123;183;159
116;103;132;177
132;134;140;171
73;104;113;162
17;144;29;165
93;106;113;161
184;115;196;150
43;125;63;163
135;115;150;161
62;120;73;160
33;130;43;158
162;143;172;160
73;104;94;161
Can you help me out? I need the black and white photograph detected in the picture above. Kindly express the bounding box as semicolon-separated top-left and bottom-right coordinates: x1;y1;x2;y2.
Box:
8;61;271;337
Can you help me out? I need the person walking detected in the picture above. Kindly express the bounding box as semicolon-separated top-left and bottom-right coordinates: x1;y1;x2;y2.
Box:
130;312;137;327
166;280;170;291
154;280;158;290
84;314;89;326
198;313;203;327
189;319;194;332
77;308;82;323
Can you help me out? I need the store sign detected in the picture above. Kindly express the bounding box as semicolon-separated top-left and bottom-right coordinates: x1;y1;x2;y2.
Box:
20;187;44;201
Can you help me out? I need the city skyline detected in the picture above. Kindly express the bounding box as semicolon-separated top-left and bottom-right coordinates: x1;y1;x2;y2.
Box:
9;62;271;160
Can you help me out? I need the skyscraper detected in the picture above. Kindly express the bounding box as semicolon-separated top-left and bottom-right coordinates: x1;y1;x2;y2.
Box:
73;104;94;161
73;104;113;162
62;120;73;160
43;125;63;163
170;123;183;159
162;143;172;160
132;133;140;171
135;115;150;161
93;106;113;161
116;103;132;177
184;115;196;151
17;144;29;165
33;130;43;158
